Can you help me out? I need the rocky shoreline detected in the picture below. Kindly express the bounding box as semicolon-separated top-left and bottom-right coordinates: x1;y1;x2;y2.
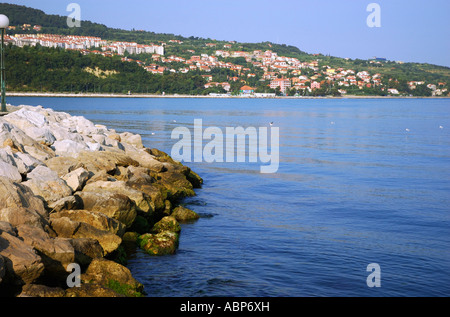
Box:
0;104;203;297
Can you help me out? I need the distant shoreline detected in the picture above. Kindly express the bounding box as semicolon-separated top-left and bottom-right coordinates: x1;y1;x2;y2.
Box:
6;92;449;99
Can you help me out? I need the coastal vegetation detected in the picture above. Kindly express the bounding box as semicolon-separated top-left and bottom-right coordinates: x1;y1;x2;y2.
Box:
5;45;207;95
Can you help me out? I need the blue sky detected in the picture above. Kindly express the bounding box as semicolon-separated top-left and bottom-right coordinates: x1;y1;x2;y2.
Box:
3;0;450;66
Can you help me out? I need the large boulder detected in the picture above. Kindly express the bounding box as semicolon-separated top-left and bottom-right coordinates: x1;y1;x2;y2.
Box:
52;140;89;158
16;225;75;278
124;149;165;173
171;206;200;223
0;119;55;162
0;221;16;236
49;217;121;256
0;230;45;285
22;165;73;204
0;176;47;218
156;170;195;202
137;231;180;256
84;170;116;185
81;258;144;297
50;209;126;237
0;160;22;182
0;147;41;177
74;191;137;228
47;196;82;213
125;167;166;214
67;238;103;268
0;207;49;230
119;132;143;149
13;151;44;174
3;108;48;131
44;156;81;177
75;151;139;174
2;108;57;146
152;216;181;234
82;181;153;214
61;167;89;192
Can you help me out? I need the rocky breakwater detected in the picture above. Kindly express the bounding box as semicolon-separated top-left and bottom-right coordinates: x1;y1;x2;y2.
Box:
0;105;203;297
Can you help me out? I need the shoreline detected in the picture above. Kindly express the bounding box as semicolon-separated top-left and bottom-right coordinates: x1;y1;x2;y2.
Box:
6;92;449;99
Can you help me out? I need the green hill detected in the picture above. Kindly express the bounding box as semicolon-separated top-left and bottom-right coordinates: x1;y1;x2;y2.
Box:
0;2;449;96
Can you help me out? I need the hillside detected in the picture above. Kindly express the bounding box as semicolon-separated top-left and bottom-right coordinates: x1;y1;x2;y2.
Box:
1;2;449;96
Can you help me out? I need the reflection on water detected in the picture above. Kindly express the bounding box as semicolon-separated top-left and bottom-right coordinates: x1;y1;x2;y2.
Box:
9;96;450;297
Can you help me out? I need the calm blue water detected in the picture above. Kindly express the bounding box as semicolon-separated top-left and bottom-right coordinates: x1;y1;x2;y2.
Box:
9;97;450;297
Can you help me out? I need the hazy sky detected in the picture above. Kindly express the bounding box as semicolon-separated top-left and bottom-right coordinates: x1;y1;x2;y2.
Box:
3;0;450;66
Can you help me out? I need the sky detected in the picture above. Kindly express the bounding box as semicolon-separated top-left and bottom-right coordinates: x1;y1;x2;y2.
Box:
2;0;450;67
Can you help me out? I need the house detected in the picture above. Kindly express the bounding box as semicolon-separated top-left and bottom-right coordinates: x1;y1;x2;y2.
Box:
311;81;321;90
240;85;255;95
204;82;218;89
388;88;399;95
220;82;231;92
204;82;231;92
427;84;437;91
202;75;213;82
270;78;291;93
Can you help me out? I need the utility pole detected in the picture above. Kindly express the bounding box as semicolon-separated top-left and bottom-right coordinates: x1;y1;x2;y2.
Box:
0;14;9;114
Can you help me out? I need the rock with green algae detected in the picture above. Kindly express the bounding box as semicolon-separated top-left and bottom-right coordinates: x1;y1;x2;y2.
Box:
80;258;144;297
122;231;139;243
64;283;125;297
171;206;200;223
137;231;179;256
186;169;203;189
155;171;196;202
152;216;181;233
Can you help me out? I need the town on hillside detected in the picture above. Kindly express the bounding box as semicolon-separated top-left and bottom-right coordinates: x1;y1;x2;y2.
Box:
4;26;448;97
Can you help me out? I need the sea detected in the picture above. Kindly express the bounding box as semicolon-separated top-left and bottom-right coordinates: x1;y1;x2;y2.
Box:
8;96;450;297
